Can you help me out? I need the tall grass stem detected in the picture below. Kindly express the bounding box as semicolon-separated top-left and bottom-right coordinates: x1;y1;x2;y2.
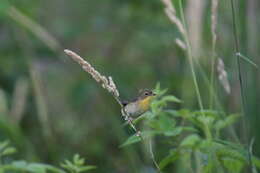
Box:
230;0;253;171
178;0;212;140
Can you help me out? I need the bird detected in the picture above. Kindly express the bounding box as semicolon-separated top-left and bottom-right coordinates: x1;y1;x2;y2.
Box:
121;89;156;118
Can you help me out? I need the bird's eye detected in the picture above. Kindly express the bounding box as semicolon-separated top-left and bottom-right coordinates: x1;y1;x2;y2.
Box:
144;92;149;96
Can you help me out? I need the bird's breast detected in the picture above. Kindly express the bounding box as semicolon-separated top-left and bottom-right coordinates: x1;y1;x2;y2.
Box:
124;102;142;117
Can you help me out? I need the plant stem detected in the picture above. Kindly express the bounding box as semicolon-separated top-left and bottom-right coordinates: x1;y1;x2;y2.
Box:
149;140;162;173
179;0;212;140
230;0;253;171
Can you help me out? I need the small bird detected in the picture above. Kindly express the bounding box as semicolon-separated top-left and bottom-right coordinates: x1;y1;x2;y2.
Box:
121;89;156;117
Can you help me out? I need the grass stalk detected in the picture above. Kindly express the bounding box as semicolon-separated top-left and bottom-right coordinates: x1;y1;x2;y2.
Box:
7;6;61;52
178;0;212;140
149;140;162;173
209;0;219;109
230;0;253;171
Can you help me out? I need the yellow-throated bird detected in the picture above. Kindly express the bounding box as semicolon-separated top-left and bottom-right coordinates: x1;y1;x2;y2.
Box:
121;89;156;117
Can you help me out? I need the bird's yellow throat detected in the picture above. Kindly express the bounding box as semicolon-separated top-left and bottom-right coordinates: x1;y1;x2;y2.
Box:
139;96;154;111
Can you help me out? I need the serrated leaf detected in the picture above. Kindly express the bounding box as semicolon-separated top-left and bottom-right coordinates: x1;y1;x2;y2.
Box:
153;83;168;96
215;114;240;131
73;154;80;163
180;134;201;147
197;115;215;126
163;126;182;137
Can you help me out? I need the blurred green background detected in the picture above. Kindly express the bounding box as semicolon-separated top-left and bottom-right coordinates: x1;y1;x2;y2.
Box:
0;0;259;172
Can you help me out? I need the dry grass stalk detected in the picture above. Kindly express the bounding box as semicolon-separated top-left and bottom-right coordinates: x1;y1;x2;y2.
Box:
209;0;219;107
0;89;8;115
211;0;219;51
30;64;53;140
186;0;205;57
10;78;29;124
64;49;141;136
175;38;186;50
217;58;231;94
161;0;187;49
161;0;205;113
64;49;120;102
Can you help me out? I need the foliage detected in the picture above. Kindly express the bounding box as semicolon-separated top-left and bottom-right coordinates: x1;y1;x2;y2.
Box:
0;141;95;173
121;84;260;172
60;154;96;173
0;0;259;172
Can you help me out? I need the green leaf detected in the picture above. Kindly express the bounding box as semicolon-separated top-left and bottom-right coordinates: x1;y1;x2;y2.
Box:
180;134;201;148
120;135;141;147
73;154;85;165
1;147;16;156
161;95;182;103
193;110;220;117
163;126;183;136
214;140;260;170
197;115;215;126
61;155;95;173
9;161;65;173
221;158;244;173
0;141;9;151
252;156;260;169
133;111;151;124
214;139;244;152
120;131;157;147
216;147;246;162
153;83;168;96
164;110;181;117
27;163;47;173
150;114;176;131
27;163;65;173
78;166;96;172
10;160;28;171
215;114;240;131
